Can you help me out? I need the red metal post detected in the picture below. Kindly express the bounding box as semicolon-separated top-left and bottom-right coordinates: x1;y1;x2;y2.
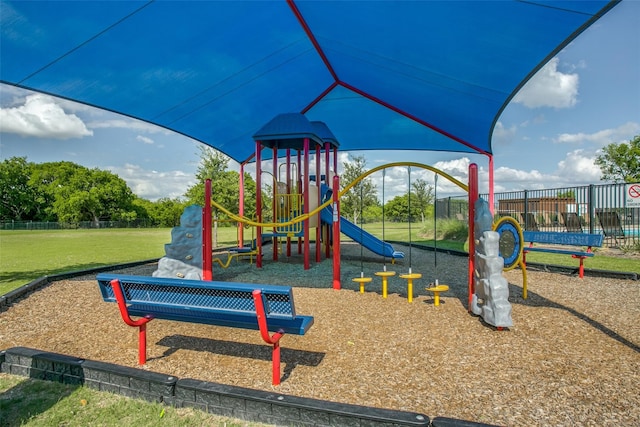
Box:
238;163;245;248
332;174;341;290
202;179;213;281
315;144;321;263
297;150;302;254
252;290;285;386
325;142;331;258
303;138;310;270
468;163;478;311
273;146;278;262
488;154;495;216
286;149;292;257
256;141;263;268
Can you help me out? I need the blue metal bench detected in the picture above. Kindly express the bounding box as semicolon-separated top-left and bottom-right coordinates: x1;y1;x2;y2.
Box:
522;231;603;278
96;273;314;385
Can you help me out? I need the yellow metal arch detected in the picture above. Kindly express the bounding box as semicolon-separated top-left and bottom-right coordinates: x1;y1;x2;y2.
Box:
210;161;468;228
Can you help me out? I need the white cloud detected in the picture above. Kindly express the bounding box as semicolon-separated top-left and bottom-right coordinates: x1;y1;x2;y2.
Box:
136;135;154;145
555;149;602;183
491;121;518;147
487;150;602;192
107;163;195;201
554;122;640;146
513;58;579;109
87;117;170;133
0;93;93;139
493;166;549;189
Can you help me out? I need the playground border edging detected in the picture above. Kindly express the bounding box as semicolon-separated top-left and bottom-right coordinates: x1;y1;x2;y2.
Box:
1;346;441;427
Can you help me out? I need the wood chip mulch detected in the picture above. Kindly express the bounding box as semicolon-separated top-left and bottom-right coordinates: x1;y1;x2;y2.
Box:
1;242;638;426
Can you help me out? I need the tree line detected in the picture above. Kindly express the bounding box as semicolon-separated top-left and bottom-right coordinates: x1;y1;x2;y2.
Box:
2;135;636;227
0;148;258;227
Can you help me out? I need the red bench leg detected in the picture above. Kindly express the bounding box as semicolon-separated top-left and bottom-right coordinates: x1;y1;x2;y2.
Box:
138;323;147;365
110;279;154;365
572;255;586;279
272;341;281;386
252;290;285;385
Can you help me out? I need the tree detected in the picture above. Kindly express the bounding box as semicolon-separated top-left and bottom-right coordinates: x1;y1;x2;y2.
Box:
51;167;137;224
384;193;424;222
411;178;434;224
0;157;39;220
134;197;186;227
184;145;257;224
595;135;640;183
340;154;377;224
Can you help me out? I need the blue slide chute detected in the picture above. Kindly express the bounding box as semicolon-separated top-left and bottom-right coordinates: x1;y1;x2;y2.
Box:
320;205;404;260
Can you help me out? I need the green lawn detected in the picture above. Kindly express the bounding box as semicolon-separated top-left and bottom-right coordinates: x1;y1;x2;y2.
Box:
0;373;265;427
1;224;637;297
0;228;240;295
362;220;639;274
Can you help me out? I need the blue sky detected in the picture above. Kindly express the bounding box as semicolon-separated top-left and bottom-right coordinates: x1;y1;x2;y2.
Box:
1;0;639;202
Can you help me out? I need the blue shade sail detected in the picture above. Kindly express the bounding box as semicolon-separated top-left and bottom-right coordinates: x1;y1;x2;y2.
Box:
0;0;619;163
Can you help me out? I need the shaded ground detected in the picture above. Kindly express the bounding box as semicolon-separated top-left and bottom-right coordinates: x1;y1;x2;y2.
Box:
1;242;638;426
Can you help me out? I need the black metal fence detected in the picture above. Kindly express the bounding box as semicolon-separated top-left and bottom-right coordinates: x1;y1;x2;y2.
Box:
0;219;156;230
437;182;640;247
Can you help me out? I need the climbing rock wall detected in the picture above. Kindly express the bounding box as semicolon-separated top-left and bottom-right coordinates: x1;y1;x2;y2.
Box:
153;205;203;280
470;199;513;328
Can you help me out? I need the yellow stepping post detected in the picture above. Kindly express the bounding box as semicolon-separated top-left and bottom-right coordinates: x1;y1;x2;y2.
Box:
399;272;421;302
352;277;373;294
374;271;396;298
426;283;449;306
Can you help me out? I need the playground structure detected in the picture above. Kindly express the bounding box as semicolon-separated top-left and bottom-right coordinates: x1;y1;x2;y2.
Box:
250;113;340;271
152;114;511;326
174;114;504;319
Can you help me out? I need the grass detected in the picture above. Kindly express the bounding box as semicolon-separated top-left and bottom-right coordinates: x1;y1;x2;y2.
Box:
0;373;263;426
0;227;241;295
2;223;638;296
523;250;639;273
362;220;639;274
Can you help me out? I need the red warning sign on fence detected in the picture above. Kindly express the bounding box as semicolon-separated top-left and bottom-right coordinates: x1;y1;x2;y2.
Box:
627;184;640;207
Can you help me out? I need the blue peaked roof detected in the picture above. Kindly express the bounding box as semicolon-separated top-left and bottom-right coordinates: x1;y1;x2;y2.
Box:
0;0;619;163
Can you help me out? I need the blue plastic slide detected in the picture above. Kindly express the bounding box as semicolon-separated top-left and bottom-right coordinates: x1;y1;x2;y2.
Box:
320;205;404;260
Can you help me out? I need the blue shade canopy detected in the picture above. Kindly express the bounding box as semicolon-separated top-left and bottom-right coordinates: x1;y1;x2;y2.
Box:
0;0;619;163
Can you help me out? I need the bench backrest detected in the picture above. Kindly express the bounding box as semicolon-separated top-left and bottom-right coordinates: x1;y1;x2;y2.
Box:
96;273;297;319
523;231;603;247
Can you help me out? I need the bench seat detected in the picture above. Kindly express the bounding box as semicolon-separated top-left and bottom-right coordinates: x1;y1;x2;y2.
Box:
524;247;595;258
125;303;313;335
522;231;603;278
96;273;313;385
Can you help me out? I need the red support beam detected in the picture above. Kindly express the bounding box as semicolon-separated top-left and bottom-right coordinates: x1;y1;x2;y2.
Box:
468;163;478;311
256;141;263;268
202;179;212;281
303;138;310;270
286;149;292;257
238;163;245;248
332;174;341;290
273;146;278;262
315;144;321;263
